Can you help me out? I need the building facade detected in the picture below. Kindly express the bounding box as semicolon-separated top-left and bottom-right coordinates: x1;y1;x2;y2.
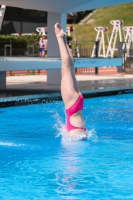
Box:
1;7;47;34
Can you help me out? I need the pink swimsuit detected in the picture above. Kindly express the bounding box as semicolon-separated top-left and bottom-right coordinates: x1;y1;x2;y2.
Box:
66;94;86;132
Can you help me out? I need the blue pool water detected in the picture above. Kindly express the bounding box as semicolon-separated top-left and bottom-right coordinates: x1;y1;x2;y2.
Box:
0;93;133;199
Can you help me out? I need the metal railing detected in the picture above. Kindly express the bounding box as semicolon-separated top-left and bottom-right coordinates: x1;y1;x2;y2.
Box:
0;41;36;57
123;48;133;73
1;40;130;75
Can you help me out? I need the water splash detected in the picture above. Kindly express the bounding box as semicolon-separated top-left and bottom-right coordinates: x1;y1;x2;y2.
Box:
52;112;98;143
0;142;24;147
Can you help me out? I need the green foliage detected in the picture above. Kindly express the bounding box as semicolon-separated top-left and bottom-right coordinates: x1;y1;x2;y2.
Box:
0;35;72;49
0;35;40;49
69;2;133;48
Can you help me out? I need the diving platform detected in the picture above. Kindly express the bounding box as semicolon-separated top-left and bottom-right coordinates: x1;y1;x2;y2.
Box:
0;57;122;90
0;57;122;71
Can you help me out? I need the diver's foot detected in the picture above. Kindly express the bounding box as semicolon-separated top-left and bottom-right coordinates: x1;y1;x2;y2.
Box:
69;129;88;141
54;23;66;38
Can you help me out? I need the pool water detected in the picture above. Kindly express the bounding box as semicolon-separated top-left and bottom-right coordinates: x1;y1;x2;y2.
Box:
0;93;133;199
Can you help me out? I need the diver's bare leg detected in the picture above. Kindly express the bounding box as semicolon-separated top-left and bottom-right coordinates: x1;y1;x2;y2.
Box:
55;23;87;140
55;23;79;109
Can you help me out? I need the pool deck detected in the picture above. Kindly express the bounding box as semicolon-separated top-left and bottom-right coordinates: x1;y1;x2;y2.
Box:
0;74;133;106
6;74;133;91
